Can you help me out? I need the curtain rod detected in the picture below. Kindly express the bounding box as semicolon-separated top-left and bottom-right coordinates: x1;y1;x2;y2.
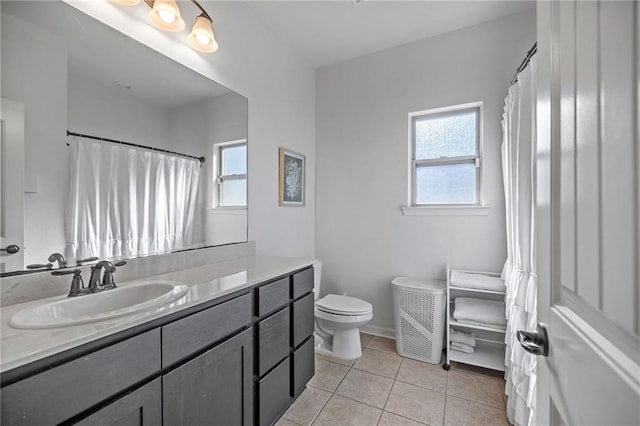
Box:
510;42;537;86
66;130;205;163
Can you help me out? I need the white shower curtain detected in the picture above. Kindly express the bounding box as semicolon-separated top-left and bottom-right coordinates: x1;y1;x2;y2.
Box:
66;138;201;261
501;57;537;426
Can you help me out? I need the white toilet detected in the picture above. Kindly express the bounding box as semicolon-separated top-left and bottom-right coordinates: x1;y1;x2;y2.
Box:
313;260;373;360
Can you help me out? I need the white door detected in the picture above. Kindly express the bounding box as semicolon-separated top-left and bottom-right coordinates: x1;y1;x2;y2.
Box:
534;1;640;424
0;98;25;272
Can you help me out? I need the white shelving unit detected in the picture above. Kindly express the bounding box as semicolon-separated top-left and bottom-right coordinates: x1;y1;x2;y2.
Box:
443;267;506;372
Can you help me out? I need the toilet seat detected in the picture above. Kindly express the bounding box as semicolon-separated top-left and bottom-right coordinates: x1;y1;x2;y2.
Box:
315;294;373;316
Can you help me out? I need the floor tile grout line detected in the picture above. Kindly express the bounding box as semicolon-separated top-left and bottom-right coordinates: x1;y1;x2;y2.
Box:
445;393;508;411
379;358;401;414
351;365;400;381
363;345;400;356
380;409;428;426
332;391;387;413
307;388;334;426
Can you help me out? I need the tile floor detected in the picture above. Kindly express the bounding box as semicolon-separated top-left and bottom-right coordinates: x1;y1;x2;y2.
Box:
277;334;509;426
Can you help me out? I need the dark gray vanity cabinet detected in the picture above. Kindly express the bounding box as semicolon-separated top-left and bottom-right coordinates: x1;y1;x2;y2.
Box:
254;267;315;426
0;292;252;426
163;328;253;425
1;266;316;426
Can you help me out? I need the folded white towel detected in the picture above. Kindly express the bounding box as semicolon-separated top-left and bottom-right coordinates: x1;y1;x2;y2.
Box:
450;271;506;292
453;297;507;327
451;342;474;354
455;319;506;330
450;329;476;347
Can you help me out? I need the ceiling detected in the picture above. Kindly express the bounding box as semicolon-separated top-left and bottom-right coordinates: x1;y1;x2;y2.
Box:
243;0;536;68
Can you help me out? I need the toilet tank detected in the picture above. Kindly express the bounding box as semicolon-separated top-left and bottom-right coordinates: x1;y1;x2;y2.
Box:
312;260;322;299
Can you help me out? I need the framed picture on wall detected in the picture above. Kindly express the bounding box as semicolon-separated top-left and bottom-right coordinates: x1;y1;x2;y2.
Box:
279;147;305;206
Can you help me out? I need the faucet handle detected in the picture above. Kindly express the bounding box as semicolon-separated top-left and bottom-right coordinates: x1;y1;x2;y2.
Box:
101;261;126;290
76;256;98;266
27;263;53;270
52;269;88;297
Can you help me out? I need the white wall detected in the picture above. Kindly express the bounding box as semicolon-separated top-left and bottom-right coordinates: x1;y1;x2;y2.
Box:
67;0;316;259
1;13;68;267
315;10;536;335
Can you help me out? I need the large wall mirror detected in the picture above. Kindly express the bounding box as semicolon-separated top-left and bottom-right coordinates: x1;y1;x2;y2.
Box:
0;1;248;275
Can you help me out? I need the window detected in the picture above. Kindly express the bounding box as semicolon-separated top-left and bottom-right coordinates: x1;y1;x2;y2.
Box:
215;141;247;207
410;104;481;206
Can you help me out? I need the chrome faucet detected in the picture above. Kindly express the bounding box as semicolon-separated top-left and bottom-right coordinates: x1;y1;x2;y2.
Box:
88;260;127;293
48;253;67;269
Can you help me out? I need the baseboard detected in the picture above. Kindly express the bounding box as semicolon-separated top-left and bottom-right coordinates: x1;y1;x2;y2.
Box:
360;324;395;340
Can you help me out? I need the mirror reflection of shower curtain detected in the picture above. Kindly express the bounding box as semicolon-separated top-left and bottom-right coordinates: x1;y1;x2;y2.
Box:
501;56;537;426
66;138;200;261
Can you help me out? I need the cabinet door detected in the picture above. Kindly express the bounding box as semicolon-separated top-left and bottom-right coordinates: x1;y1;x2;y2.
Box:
292;337;315;398
163;329;253;426
74;379;161;426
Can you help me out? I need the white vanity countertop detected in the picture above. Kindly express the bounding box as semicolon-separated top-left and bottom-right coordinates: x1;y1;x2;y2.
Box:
0;255;314;373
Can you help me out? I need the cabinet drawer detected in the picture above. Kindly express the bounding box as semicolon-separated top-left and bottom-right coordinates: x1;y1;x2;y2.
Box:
257;357;291;426
292;337;315;398
292;292;315;348
75;378;161;426
255;277;289;317
257;307;290;376
162;293;252;367
1;329;161;426
292;268;314;299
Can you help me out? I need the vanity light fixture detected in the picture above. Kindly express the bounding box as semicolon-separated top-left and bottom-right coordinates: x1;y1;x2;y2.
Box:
147;0;185;32
187;13;217;53
112;0;218;53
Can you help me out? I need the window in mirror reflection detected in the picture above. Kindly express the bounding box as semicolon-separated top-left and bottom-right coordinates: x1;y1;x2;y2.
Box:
216;141;247;207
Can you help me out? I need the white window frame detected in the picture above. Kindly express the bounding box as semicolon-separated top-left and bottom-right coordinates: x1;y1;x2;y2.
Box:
213;139;247;209
405;102;487;214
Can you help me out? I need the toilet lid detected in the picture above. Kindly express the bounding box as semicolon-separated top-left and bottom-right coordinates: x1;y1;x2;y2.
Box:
316;294;372;315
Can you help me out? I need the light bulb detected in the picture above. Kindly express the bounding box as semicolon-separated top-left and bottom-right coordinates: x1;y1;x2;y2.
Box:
195;33;210;45
158;9;176;24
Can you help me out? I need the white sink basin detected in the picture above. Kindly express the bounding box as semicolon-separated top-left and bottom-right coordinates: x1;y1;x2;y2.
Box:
9;281;189;329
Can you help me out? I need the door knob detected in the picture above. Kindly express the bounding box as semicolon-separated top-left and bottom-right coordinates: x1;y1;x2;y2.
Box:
0;244;20;254
517;323;549;357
